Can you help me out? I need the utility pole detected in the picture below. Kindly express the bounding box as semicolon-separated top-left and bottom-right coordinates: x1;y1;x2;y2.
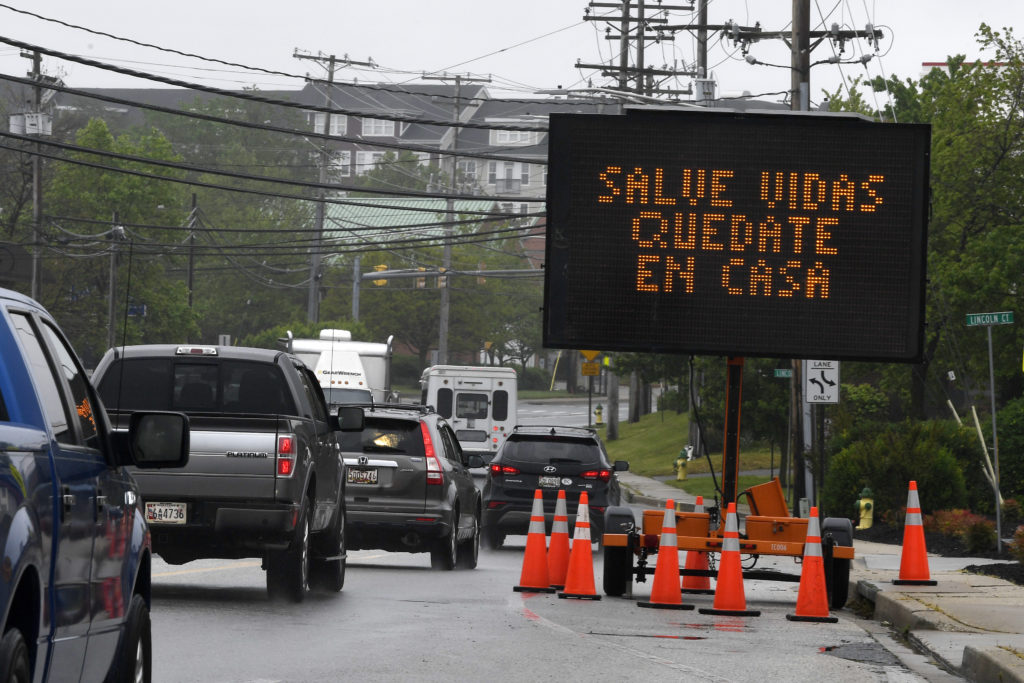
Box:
421;72;490;364
107;213;125;351
580;1;696;97
293;51;374;323
22;50;43;300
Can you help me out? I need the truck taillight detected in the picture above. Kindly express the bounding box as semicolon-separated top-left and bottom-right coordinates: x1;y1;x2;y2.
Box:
277;435;296;477
582;469;611;482
420;422;443;485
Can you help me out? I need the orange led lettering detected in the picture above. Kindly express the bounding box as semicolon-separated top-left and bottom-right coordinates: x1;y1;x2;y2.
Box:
597;166;622;203
626;167;649;204
722;258;744;295
664;256;695;293
673;213;697;249
653;169;676;206
750;260;773;296
757;218;783;253
805;261;831;298
789;217;810;254
815;217;839;255
710;170;734;208
778;260;803;297
729;215;753;252
636;255;659;291
859;175;884;212
632;212;669;248
830;174;856;211
701;214;726;251
802;173;827;211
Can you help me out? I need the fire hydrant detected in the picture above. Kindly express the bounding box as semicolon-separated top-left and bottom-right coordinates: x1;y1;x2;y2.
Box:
675;450;688;480
594;404;604;426
855;487;874;529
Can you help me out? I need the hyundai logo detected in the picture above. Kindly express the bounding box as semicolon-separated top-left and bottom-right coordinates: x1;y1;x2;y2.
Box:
543;465;556;473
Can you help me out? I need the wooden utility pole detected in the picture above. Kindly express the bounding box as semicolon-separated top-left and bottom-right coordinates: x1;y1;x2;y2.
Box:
421;72;490;364
22;50;42;300
293;51;374;323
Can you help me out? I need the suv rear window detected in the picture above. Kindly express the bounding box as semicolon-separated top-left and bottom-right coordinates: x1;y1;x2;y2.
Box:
500;436;603;466
98;358;296;415
340;417;424;457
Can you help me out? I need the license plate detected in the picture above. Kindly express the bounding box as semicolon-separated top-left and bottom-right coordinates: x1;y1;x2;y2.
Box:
538;475;560;488
146;502;186;525
347;468;378;485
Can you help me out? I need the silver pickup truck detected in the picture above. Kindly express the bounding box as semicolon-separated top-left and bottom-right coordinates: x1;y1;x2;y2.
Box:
93;344;350;602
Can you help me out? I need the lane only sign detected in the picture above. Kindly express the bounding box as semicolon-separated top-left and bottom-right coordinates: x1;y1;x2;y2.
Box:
804;360;840;404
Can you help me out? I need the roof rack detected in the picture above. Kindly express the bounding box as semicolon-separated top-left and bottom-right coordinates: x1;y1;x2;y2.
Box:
510;424;597;434
346;402;434;415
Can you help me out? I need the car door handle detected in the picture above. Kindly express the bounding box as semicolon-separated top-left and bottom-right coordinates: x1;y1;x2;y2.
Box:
61;486;74;522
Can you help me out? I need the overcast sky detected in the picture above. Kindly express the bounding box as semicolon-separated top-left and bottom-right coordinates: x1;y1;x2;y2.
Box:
0;1;1020;107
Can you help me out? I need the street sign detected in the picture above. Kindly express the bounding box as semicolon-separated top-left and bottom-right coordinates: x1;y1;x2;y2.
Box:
774;368;793;378
966;311;1014;326
543;109;930;362
581;362;601;376
580;350;601;361
804;360;840;404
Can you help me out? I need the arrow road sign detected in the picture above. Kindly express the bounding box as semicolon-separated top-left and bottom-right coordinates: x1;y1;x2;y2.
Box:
804;360;840;404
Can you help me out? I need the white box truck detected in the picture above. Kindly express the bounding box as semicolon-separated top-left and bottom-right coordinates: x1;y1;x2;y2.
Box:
281;329;394;407
420;365;517;463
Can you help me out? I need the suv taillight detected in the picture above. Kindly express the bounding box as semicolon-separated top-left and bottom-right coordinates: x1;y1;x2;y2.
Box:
277;435;296;477
582;469;611;482
488;463;519;476
420;421;443;485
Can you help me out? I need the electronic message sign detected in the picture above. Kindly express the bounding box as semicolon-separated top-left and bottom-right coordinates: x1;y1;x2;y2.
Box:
543;109;930;362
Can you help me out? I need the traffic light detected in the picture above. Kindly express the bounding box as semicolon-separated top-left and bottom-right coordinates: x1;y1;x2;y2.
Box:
373;264;387;287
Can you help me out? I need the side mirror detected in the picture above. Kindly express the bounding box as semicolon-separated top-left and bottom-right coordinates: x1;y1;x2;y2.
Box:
614;460;629;472
129;412;190;468
336;405;365;432
466;454;485;469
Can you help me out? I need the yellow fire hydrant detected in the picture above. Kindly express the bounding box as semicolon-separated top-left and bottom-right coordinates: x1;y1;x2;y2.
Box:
855;487;874;529
594;404;604;426
675;450;688;480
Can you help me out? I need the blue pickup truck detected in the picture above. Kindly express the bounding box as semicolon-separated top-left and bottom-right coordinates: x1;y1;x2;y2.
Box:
0;288;189;682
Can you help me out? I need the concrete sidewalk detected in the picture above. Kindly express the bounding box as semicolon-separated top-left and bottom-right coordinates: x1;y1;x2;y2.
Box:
617;470;1024;682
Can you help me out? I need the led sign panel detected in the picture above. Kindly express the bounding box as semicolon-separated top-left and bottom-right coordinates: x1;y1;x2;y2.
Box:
543;109;930;362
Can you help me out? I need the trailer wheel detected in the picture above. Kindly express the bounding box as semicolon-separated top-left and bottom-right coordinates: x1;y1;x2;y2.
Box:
603;546;633;597
823;517;853;609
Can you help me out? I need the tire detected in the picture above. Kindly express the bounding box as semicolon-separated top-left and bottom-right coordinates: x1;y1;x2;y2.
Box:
105;594;151;683
430;513;458;570
267;503;310;602
0;628;31;683
822;517;854;609
484;526;505;550
310;503;346;592
603;546;633;597
456;512;480;570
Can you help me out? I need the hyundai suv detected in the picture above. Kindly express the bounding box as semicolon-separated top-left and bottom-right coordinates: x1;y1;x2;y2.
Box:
341;404;483;569
481;425;629;549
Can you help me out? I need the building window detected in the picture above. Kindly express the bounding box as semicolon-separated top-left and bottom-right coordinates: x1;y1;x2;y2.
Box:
458;160;477;181
520;163;530;185
330;150;351;177
488;161;497;185
313;113;347;136
362;118;395;137
414;152;431;167
355;151;387;174
494;129;535;145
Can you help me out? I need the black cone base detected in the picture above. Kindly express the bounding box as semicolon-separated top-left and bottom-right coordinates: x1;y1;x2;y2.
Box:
698;607;761;617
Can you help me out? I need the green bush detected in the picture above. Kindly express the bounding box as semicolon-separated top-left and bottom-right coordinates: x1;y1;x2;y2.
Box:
511;365;550;391
821;420;967;521
390;354;425;389
1009;526;1024;564
658;389;686;412
965;519;997;554
996;397;1024;504
1003;499;1023;528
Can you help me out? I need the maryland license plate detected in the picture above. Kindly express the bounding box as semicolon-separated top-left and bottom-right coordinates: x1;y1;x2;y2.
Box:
538;475;560;488
347;468;378;485
146;502;186;525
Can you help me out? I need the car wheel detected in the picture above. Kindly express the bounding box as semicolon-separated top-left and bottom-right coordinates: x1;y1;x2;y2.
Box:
430;514;458;570
0;628;31;683
484;525;505;550
105;593;151;683
310;503;346;592
456;512;480;569
267;503;310;602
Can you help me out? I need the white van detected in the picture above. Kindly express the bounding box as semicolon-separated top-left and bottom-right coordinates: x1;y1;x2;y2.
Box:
281;329;393;407
420;365;517;463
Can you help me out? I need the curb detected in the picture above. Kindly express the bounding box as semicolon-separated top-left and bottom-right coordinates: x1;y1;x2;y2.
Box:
853;578;1024;682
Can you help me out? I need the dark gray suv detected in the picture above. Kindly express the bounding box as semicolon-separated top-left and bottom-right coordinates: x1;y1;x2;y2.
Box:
341;404;483;569
481;425;629;549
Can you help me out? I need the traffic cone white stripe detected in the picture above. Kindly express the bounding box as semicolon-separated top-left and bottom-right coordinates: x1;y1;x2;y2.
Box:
528;516;547;536
905;511;923;526
573;505;591;542
661;531;677;546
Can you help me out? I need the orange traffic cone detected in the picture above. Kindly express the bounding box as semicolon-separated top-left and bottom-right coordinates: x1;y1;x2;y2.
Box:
894;480;937;586
682;496;714;595
558;492;601;600
786;506;839;623
548;490;571;589
698;502;760;617
638;499;694;610
513;489;556;593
